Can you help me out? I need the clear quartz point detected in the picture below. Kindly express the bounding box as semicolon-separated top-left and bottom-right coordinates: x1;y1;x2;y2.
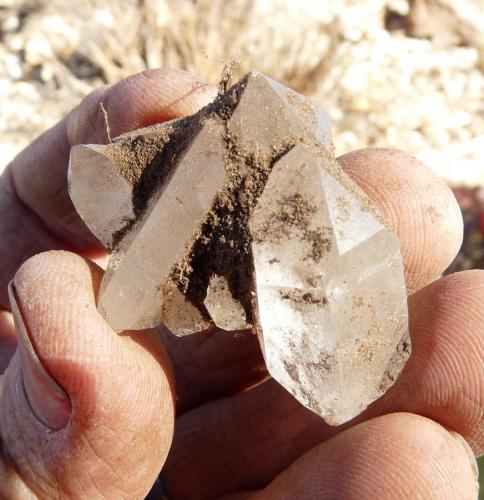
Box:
249;144;409;424
69;71;410;425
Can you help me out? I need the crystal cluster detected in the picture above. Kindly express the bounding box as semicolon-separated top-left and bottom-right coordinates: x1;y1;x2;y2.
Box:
69;72;410;425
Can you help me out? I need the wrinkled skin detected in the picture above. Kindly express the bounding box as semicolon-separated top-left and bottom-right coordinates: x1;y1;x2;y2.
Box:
0;69;481;499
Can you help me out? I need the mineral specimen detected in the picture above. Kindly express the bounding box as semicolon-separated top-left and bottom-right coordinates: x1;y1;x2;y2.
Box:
68;72;410;425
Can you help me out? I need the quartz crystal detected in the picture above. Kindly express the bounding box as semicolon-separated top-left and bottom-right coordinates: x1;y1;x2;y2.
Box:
69;72;410;425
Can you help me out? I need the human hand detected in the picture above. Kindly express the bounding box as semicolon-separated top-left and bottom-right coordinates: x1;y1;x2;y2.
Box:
0;69;215;498
0;69;481;499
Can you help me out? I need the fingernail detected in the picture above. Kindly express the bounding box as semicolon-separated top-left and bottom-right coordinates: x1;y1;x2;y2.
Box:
450;431;479;484
8;281;71;430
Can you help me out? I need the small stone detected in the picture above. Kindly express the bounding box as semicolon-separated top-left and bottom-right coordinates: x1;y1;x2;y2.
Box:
204;274;250;331
69;71;410;425
161;280;212;336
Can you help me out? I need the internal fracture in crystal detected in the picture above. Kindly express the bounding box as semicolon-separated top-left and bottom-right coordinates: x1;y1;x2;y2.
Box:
69;72;410;425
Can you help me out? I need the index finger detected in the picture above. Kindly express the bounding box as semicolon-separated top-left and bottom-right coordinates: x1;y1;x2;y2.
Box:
0;69;216;308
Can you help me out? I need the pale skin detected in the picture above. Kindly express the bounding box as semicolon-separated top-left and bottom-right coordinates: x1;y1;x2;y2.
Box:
0;69;481;499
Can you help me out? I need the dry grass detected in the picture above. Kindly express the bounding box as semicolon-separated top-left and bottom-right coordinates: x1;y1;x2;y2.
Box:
1;0;483;186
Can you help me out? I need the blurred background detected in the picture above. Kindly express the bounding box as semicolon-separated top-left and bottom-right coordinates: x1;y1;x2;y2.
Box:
1;0;483;272
0;0;483;485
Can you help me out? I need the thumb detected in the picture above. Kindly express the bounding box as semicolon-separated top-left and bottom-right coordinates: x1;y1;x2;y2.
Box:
0;251;174;498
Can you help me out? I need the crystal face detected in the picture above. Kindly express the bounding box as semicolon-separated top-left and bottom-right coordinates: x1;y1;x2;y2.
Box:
69;71;410;425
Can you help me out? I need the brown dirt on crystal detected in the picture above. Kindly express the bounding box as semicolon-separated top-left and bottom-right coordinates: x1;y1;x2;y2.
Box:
252;193;317;243
101;123;180;249
280;289;327;307
218;60;239;95
172;127;297;322
105;115;203;215
283;360;301;383
163;75;308;322
287;89;317;129
304;228;333;262
252;192;333;263
105;72;385;324
103;85;243;247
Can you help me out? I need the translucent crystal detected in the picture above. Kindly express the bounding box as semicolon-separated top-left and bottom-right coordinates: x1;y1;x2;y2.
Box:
249;144;409;424
68;144;135;249
161;280;212;336
204;275;250;331
69;71;410;424
71;119;226;332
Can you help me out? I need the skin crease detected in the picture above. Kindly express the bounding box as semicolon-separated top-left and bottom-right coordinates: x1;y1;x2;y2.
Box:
0;69;480;499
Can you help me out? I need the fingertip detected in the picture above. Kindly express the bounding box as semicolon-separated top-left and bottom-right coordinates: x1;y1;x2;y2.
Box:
449;431;480;483
106;68;217;130
67;68;217;145
127;67;218;110
9;277;71;430
261;413;478;500
14;250;103;303
3;250;175;496
409;268;484;317
338;148;463;293
12;250;174;405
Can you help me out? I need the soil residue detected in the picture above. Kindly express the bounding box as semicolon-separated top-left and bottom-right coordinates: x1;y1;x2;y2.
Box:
103;74;299;321
252;193;333;263
170;77;298;322
280;289;327;307
104;72;373;324
252;193;317;242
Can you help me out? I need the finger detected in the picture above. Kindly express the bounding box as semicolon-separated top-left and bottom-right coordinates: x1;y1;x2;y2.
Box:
159;326;266;413
386;269;484;450
0;251;175;498
0;310;15;373
338;148;463;293
0;69;216;308
157;147;465;413
163;271;484;496
67;69;216;144
225;414;478;500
